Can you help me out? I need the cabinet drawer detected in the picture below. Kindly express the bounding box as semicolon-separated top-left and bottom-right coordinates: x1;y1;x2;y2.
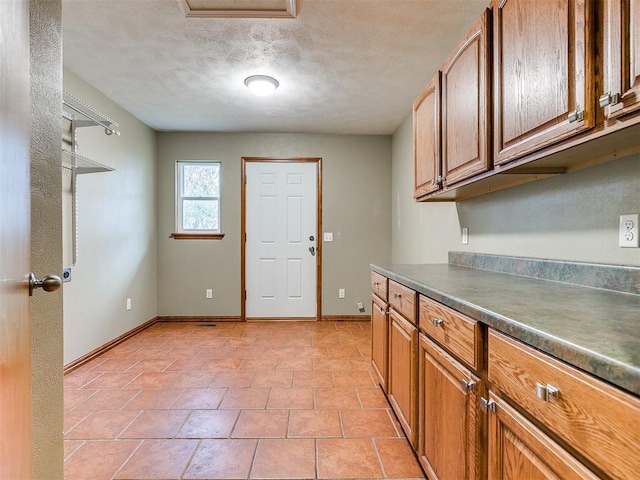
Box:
388;280;417;324
371;271;388;301
488;330;640;480
419;296;481;370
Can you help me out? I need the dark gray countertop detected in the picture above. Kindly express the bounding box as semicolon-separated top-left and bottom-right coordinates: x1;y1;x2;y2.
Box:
371;263;640;396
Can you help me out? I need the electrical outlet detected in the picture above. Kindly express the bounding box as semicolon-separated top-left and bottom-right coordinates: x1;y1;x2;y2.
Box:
206;289;213;299
338;288;345;299
356;301;365;312
619;214;639;248
126;298;132;311
462;227;469;245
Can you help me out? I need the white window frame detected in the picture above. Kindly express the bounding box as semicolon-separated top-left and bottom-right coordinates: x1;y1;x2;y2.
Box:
175;160;221;233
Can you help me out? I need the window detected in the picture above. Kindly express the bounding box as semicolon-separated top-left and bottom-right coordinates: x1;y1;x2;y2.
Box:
175;161;221;235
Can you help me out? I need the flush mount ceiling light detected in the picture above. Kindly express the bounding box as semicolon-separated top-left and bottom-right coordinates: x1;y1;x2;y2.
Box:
244;75;280;96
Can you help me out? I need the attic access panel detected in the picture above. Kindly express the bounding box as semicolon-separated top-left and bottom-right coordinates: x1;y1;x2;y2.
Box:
177;0;296;18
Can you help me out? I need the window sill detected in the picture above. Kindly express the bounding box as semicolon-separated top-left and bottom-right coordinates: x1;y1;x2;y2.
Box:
170;233;225;240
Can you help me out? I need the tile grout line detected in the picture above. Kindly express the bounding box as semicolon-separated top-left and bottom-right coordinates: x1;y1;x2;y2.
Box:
179;439;202;480
109;438;144;480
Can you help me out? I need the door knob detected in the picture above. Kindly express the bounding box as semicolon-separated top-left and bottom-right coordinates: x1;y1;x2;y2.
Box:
309;235;315;241
309;246;316;256
29;273;62;296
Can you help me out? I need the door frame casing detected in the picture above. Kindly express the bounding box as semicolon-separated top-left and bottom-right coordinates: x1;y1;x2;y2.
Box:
241;157;322;321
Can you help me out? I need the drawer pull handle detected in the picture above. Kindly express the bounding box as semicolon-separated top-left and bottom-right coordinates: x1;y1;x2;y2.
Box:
373;282;379;286
536;382;560;402
432;318;444;327
393;293;401;299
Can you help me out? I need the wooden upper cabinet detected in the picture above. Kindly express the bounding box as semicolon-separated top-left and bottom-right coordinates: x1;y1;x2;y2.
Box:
493;0;595;165
413;73;441;198
602;0;640;121
441;9;491;186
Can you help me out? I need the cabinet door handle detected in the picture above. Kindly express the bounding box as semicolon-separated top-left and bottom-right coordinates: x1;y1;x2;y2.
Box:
432;318;444;327
461;379;476;391
567;109;584;123
599;92;620;107
480;397;496;413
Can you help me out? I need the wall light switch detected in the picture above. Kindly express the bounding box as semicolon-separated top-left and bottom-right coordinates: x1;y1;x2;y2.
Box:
206;289;213;299
338;288;345;298
324;232;333;242
126;298;132;311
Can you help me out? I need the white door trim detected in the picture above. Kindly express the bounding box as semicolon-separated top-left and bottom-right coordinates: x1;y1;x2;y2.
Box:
241;157;322;321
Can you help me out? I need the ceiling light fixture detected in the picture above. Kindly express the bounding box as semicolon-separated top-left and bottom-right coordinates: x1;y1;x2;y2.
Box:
244;75;279;96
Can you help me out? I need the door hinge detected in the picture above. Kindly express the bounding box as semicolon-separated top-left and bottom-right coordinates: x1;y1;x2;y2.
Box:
244;290;247;301
245;233;247;242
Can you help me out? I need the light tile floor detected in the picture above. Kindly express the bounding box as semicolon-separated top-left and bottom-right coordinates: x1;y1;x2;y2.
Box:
64;321;426;480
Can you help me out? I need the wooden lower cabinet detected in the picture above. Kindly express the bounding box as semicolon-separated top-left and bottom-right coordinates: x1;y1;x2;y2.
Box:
486;392;599;480
418;334;484;480
370;294;388;392
388;309;418;448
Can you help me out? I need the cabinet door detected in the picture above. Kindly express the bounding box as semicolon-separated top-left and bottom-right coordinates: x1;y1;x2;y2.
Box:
371;295;388;392
388;309;418;447
441;9;491;185
602;0;640;121
486;392;599;480
419;335;484;480
414;73;442;198
493;0;595;165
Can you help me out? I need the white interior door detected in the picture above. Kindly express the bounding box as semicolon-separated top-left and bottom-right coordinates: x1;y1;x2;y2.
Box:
245;161;318;319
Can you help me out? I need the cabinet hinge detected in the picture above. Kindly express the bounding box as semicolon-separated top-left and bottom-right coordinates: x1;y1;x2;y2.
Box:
480;397;496;414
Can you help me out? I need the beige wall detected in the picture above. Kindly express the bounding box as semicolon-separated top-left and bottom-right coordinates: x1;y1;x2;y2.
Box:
157;132;392;317
391;115;460;263
30;1;64;478
62;69;158;364
391;113;640;266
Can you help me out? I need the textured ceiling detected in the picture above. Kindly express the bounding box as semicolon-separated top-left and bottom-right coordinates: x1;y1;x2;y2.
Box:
62;0;488;134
